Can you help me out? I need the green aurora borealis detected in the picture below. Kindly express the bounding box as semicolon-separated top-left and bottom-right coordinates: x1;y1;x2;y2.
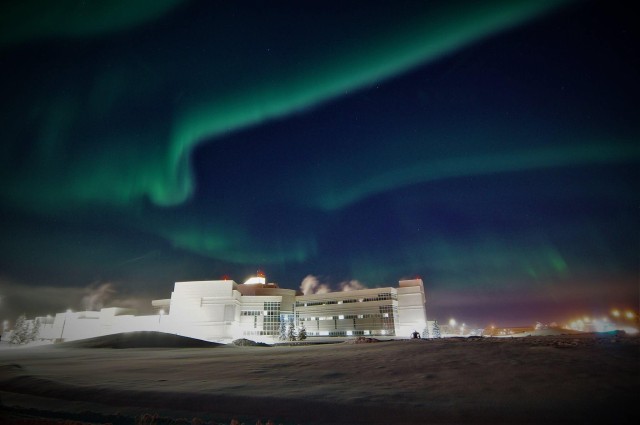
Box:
0;0;637;325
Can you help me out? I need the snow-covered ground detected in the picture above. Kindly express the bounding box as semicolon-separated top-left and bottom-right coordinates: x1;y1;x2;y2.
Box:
0;332;638;424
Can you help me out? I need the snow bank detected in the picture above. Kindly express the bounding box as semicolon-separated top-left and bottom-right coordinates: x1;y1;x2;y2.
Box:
55;331;224;349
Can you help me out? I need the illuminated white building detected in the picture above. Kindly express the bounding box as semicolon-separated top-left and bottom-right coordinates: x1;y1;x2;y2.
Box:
296;279;428;337
29;275;429;343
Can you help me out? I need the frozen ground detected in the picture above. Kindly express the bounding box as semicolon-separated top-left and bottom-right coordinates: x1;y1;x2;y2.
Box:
0;332;638;424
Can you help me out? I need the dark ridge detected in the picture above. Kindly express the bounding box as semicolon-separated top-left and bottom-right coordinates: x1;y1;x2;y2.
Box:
55;331;223;349
231;338;271;347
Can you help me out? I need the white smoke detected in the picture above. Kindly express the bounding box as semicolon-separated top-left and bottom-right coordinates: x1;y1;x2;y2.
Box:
81;282;116;311
300;275;330;295
339;279;366;292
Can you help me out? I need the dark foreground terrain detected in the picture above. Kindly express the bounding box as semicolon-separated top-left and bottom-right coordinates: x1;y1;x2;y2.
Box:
1;333;638;424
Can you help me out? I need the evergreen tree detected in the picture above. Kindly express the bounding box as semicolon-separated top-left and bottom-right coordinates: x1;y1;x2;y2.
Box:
29;318;41;342
432;320;441;338
298;322;307;340
278;317;287;341
10;315;28;344
287;321;297;341
422;324;430;339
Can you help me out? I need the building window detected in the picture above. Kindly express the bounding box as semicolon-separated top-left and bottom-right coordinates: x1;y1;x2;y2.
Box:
379;305;396;335
261;302;281;335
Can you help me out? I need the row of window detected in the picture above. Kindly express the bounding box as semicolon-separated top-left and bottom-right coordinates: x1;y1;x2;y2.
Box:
299;313;393;321
241;310;281;316
242;310;395;321
307;329;395;337
264;302;280;310
295;293;396;307
241;302;281;318
243;330;279;336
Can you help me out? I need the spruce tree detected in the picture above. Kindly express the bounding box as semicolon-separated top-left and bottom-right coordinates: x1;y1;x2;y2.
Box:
422;324;430;339
29;318;41;342
278;318;287;341
10;315;28;344
298;322;307;340
432;320;441;338
287;321;297;341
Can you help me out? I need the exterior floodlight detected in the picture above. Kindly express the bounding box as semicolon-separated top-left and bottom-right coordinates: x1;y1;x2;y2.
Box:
243;276;266;285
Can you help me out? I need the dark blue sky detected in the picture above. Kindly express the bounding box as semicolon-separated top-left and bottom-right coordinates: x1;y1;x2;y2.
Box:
0;0;637;327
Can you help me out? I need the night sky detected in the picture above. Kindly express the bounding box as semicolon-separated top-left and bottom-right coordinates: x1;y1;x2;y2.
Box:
1;0;637;328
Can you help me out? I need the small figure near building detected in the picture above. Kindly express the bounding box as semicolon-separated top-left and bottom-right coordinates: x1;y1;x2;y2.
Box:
411;330;421;339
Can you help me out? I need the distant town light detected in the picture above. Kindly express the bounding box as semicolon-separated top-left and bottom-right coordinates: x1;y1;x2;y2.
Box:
449;318;457;327
611;309;620;318
625;310;635;320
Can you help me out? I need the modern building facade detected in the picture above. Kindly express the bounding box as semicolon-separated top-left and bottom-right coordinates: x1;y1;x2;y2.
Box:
296;279;428;338
28;275;429;344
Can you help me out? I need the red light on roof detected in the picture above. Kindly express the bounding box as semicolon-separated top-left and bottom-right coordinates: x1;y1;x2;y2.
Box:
221;274;230;281
256;269;265;278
